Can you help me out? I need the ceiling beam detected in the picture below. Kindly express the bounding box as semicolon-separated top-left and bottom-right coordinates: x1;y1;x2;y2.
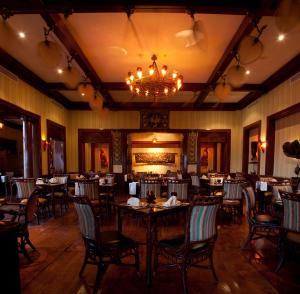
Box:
47;82;261;92
0;47;73;109
194;15;259;106
0;1;277;15
41;13;115;108
237;53;300;109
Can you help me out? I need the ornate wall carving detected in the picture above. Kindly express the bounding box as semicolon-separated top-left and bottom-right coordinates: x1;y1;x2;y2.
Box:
187;131;198;164
112;130;122;165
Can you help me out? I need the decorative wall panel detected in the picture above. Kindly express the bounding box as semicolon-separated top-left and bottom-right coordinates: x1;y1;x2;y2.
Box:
187;131;198;164
134;152;176;165
112;130;122;165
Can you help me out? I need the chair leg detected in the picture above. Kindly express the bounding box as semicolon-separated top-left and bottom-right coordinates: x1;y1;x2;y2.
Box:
209;252;218;282
275;238;286;273
181;264;188;294
26;236;36;251
242;227;254;250
19;237;32;262
79;251;89;277
93;263;103;294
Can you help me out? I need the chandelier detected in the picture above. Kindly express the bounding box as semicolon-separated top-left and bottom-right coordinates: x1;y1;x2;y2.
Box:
126;54;183;98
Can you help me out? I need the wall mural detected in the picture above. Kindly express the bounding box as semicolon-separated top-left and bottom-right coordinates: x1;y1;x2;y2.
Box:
134;152;176;164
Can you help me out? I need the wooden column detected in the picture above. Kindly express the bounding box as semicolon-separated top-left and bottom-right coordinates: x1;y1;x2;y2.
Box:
91;143;95;171
21;116;33;178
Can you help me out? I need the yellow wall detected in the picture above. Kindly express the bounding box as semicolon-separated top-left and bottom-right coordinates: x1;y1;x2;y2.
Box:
0;72;69;174
241;76;300;175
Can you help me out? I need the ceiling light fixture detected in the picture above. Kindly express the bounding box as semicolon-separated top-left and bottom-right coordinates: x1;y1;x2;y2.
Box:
126;54;183;99
57;68;63;74
245;70;251;75
277;33;285;42
18;31;26;39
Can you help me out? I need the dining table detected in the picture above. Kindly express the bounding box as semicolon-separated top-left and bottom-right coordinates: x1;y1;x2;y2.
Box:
113;198;189;287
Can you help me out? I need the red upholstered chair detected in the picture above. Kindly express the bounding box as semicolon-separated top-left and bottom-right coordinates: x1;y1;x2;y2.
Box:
154;196;222;294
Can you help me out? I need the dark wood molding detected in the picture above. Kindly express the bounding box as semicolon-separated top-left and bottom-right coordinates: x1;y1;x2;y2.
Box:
2;1;277;15
41;13;115;108
197;130;231;173
46;119;67;174
0;48;72;109
238;53;300;109
265;102;300;175
131;141;182;148
242;120;261;174
194;16;256;106
78;129;113;173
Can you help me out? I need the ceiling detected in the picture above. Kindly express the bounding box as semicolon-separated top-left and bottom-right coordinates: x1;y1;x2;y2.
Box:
0;0;299;112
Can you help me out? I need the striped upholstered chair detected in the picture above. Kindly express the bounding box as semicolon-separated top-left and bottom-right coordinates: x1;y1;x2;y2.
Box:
167;180;189;201
140;180;161;198
242;185;280;250
222;180;245;223
75;179;99;206
154;196;222;294
276;191;300;272
73;196;140;293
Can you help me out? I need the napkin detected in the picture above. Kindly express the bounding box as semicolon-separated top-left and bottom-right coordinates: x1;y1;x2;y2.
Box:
227;175;231;180
99;178;106;185
129;182;138;195
127;197;140;206
201;174;208;179
260;181;268;191
36;178;44;184
49;177;58;184
163;196;179;207
270;178;278;182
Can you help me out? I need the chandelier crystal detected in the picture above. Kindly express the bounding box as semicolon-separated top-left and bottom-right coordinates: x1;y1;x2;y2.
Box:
126;54;183;98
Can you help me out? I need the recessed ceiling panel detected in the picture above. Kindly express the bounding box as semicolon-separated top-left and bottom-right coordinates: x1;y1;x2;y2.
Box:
66;13;243;83
204;91;249;103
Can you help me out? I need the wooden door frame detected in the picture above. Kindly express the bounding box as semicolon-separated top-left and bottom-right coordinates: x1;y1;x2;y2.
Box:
242;120;261;174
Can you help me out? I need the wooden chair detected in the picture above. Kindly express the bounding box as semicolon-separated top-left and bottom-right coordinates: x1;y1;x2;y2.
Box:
51;175;69;216
242;185;280;250
275;191;300;272
0;189;39;262
154;196;222;294
72;196;140;294
222;180;245;224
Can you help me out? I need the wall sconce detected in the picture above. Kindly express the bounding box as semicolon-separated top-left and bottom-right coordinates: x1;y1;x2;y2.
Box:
152;137;158;143
0;122;4;129
42;139;48;151
259;141;267;153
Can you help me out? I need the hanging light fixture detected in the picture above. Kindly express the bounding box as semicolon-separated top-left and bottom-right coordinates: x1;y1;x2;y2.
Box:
78;82;94;101
238;20;267;65
89;94;103;111
226;55;246;88
125;54;183;99
63;56;81;89
36;27;63;67
214;76;232;101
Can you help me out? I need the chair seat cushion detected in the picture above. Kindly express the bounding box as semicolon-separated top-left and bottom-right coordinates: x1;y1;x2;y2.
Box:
255;214;279;224
20;199;28;205
264;192;273;197
53;192;65;197
0;204;20;212
287;231;300;244
223;199;240;205
99;230;135;248
38;197;48;204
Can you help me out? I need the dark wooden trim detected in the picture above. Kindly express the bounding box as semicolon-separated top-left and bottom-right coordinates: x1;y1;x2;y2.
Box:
78;129;113;173
0;48;72;109
197;130;231;173
131;141;182;148
242;120;261;174
3;1;277;15
41;13;115;108
265;102;300;175
46;119;67;174
91;143;95;172
194;16;256;106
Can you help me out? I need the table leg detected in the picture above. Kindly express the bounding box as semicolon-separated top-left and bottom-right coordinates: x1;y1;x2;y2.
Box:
146;214;153;287
117;207;122;233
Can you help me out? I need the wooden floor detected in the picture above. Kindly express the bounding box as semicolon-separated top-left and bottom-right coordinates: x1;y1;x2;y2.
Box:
19;195;300;294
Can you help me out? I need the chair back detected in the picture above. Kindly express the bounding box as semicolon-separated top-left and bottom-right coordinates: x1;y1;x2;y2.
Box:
140;180;161;198
55;175;68;184
168;180;188;200
191;175;200;187
75;180;99;201
24;189;39;223
243;185;256;218
223;180;244;200
280;191;300;233
73;196;96;241
271;182;292;202
14;178;35;200
188;196;221;243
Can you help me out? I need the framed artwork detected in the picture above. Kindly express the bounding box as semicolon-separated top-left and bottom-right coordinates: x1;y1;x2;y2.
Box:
140;111;169;129
134;152;176;165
